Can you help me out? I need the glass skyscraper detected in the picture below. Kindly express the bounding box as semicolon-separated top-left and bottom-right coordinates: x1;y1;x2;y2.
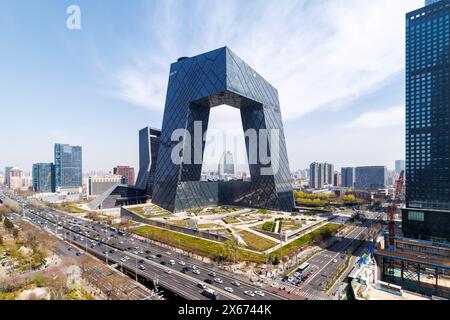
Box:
54;144;82;189
402;0;450;242
32;163;55;193
341;167;355;188
354;166;387;191
152;47;294;213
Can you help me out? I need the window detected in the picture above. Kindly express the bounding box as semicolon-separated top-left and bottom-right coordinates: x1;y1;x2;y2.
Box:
408;211;425;222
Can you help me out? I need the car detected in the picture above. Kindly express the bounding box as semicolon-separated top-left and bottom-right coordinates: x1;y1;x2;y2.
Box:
231;281;241;287
254;282;263;288
139;259;145;264
164;269;172;274
244;291;255;297
148;255;157;259
294;272;301;278
156;254;162;258
288;277;295;283
178;261;186;266
166;251;172;256
224;287;234;293
205;279;213;284
271;282;279;288
333;259;338;263
197;282;207;290
121;258;127;262
214;278;223;284
208;272;217;277
160;261;166;266
124;256;130;260
169;260;176;265
193;270;201;275
191;265;198;270
255;291;265;297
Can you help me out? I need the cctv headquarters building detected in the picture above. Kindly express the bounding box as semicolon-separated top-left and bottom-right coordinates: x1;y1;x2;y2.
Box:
90;47;294;213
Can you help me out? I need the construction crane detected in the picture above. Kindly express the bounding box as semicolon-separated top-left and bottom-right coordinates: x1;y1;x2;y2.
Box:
387;170;404;250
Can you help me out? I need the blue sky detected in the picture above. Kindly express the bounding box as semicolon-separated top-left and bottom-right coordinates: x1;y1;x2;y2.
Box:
0;0;423;174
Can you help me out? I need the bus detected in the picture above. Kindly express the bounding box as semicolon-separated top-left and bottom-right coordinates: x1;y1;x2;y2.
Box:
202;289;219;300
298;262;311;275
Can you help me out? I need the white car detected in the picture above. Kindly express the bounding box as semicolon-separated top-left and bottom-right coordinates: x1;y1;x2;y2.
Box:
165;269;172;274
255;291;265;297
244;290;255;297
169;260;176;265
178;261;186;266
231;281;241;287
193;270;201;275
224;287;234;293
214;278;223;284
271;282;279;288
125;256;130;260
333;259;338;263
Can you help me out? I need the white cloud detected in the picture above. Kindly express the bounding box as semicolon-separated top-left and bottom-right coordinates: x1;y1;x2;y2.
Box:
343;106;404;129
107;0;422;121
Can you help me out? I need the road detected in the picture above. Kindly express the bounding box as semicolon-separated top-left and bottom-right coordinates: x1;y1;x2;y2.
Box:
0;187;289;301
282;224;370;300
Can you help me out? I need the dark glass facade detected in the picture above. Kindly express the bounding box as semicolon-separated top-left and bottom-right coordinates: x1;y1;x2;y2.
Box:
354;166;387;190
135;127;161;197
152;47;294;213
54;144;82;189
403;0;450;242
341;167;355;188
32;163;55;193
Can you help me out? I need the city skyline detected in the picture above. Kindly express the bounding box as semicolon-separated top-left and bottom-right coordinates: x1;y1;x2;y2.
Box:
0;0;422;173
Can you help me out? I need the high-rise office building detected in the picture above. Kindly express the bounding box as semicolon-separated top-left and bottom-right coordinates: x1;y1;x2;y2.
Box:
218;151;235;179
4;166;13;187
333;172;341;187
135;127;161;197
32;163;55;193
54;144;82;190
355;166;388;190
9;167;24;190
402;0;450;242
310;162;334;189
113;166;135;186
395;160;406;175
341;167;355;188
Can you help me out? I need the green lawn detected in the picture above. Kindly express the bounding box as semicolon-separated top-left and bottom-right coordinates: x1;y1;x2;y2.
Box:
270;223;343;260
222;217;241;224
134;225;265;264
238;230;277;252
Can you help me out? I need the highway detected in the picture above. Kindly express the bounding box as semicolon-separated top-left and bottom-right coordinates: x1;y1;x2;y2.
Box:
0;188;289;301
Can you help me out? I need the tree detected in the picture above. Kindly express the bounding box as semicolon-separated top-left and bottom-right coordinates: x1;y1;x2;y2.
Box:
3;217;14;230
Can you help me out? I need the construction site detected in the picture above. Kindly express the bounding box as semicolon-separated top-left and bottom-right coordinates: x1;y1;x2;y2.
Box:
348;171;450;300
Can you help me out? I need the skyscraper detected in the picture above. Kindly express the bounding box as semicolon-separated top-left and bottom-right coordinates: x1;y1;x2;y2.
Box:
355;166;387;190
395;160;405;175
32;163;55;193
4;166;13;187
402;0;450;242
135;127;161;197
54;144;82;190
113;166;135;186
309;162;334;189
218;151;235;179
341;167;355;188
